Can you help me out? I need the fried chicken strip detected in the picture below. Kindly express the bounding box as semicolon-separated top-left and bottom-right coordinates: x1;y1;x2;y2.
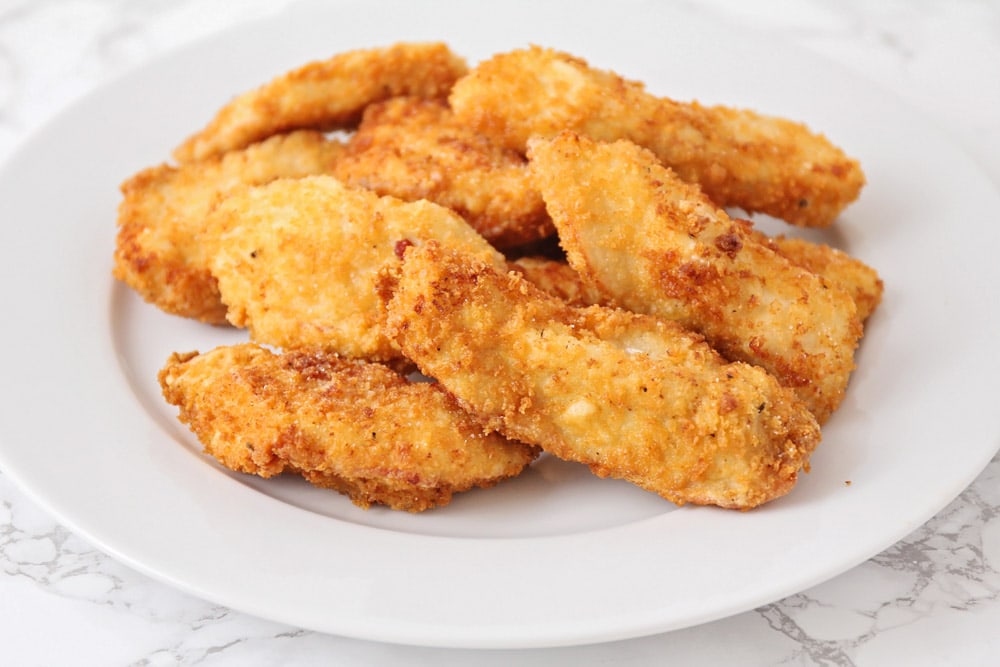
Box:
203;175;506;362
113;130;345;323
754;233;884;322
378;243;820;510
507;256;606;307
511;241;883;323
159;344;537;511
528;133;862;422
174;42;468;163
450;46;864;227
334;97;552;248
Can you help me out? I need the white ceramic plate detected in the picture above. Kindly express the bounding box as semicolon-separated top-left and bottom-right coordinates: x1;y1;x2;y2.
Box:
1;0;998;649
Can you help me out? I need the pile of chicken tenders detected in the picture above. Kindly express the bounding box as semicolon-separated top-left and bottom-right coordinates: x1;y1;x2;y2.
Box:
115;42;882;512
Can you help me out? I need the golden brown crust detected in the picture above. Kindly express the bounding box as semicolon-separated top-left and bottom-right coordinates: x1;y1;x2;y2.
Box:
752;232;884;322
158;344;538;512
450;46;865;227
510;244;883;322
378;243;820;510
174;42;468;163
113;131;345;323
507;256;606;307
528;132;862;422
334;97;552;248
202;175;506;362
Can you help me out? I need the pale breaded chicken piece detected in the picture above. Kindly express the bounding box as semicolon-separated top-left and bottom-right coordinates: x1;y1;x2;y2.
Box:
174;42;467;163
378;243;820;510
450;46;864;228
511;242;883;322
528;133;862;423
333;97;552;248
203;175;506;363
113;130;345;323
507;256;606;307
753;232;884;322
159;344;538;512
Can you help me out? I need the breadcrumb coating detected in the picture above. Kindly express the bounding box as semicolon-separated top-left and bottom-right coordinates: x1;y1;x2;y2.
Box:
159;344;538;511
378;243;820;509
113;131;345;323
175;42;467;162
334;97;552;248
755;232;884;322
202;175;506;362
451;46;864;227
528;132;862;422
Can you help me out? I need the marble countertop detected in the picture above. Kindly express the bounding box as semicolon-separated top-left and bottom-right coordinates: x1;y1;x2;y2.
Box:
2;1;998;664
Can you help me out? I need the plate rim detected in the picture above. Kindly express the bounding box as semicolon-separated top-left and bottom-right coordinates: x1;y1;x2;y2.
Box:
1;0;999;649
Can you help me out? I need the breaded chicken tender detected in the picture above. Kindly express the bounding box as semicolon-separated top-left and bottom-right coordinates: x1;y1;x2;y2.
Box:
378;243;820;510
450;46;864;227
174;42;467;163
334;97;552;248
159;344;537;511
528;133;862;422
754;232;884;322
203;175;506;362
511;242;883;322
507;256;606;307
113;131;345;323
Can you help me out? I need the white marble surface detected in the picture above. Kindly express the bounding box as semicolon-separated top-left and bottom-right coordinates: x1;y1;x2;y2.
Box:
2;0;999;664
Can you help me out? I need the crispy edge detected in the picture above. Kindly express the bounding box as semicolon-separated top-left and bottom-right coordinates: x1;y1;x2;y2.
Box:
451;45;864;227
334;97;553;248
753;232;884;322
507;256;606;307
113;130;345;323
158;344;538;512
174;42;468;162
